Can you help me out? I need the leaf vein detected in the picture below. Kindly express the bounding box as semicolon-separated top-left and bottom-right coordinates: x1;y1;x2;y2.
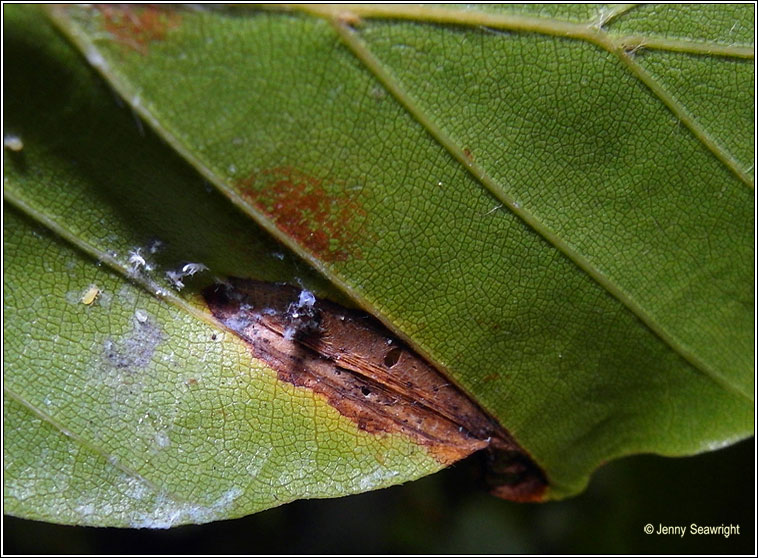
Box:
287;3;753;187
329;20;752;403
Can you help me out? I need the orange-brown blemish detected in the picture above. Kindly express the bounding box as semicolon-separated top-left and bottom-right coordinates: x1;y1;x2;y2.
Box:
239;167;366;263
336;11;362;27
203;278;548;501
95;4;181;55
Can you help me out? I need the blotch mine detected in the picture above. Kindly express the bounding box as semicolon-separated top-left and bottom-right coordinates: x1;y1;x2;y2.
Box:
238;167;366;263
94;4;182;55
203;278;547;501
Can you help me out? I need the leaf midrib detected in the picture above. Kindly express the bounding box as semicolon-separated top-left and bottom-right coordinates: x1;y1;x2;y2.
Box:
286;3;753;189
42;5;752;404
325;19;751;401
284;4;755;57
3;192;225;511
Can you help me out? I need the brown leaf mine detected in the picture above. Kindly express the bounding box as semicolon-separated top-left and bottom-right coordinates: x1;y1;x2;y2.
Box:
237;167;366;262
203;278;546;501
95;4;181;55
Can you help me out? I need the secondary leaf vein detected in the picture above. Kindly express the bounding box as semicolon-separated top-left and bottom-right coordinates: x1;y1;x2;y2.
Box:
329;20;752;403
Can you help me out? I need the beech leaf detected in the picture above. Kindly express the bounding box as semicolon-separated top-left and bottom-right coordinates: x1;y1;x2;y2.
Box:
3;4;753;527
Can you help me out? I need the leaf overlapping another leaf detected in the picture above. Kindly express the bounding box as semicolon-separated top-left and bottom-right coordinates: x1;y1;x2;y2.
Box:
3;3;753;526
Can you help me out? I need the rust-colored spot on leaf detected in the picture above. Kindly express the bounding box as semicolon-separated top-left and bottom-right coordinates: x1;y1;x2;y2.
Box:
96;4;181;55
238;167;366;262
203;278;547;501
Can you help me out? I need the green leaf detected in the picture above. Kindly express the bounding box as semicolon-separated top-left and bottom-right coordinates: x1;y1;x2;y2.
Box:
3;5;446;528
4;3;753;526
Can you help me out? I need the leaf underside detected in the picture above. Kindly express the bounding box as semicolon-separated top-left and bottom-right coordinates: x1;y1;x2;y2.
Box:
3;4;753;527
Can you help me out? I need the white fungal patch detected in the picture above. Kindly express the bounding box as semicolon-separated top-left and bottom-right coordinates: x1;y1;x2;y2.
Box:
97;290;113;308
297;290;316;308
135;309;148;323
245;447;271;478
166;262;208;290
280;289;321;339
357;466;400;492
154;431;170;448
222;312;255;333
4;134;23;152
127;248;147;272
181;262;208;276
103;313;163;372
165;270;185;290
129;486;243;529
147;239;164;254
118;285;138;304
75;503;96;517
123;475;151;502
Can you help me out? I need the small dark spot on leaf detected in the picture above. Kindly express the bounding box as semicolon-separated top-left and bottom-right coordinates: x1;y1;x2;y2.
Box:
211;333;217;340
383;346;402;368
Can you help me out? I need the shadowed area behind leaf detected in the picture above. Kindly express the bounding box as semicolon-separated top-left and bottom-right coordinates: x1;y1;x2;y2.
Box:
3;10;336;299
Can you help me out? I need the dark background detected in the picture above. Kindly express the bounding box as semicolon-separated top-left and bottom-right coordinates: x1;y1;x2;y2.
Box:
4;436;754;554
